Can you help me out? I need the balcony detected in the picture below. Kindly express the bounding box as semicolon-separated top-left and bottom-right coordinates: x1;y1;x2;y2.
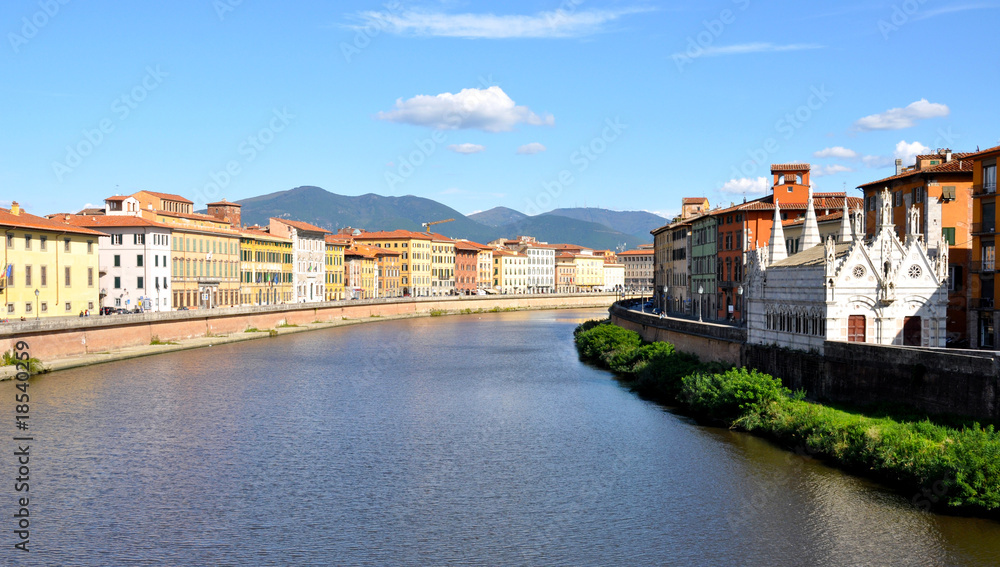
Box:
970;297;995;310
971;261;997;273
971;223;996;236
973;184;997;197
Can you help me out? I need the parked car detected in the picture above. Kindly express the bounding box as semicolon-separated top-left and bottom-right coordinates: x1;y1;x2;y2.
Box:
100;306;115;316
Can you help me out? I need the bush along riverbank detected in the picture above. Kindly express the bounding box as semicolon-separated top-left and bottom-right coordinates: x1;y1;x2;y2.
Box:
574;319;1000;516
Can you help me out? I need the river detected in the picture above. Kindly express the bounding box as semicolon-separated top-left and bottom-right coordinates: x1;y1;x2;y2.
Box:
3;308;999;566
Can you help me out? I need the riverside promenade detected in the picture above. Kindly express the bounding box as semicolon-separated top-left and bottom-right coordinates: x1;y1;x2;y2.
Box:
0;293;616;378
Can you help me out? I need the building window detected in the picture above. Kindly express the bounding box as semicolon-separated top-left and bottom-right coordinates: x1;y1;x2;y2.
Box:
5;234;12;248
137;254;144;267
893;191;902;207
984;164;996;193
40;235;46;251
64;238;71;252
137;276;144;289
942;227;955;246
65;267;71;287
40;302;47;312
24;265;31;286
6;304;13;313
87;240;93;253
24;234;31;250
114;254;121;267
40;266;46;287
65;302;72;312
88;267;94;287
134;233;145;245
114;276;121;289
948;265;963;292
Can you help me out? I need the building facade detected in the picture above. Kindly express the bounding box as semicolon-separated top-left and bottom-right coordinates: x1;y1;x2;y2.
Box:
618;250;654;292
324;235;347;301
353;230;433;297
240;228;294;306
967;145;999;348
269;218;329;303
690;214;717;319
429;234;456;296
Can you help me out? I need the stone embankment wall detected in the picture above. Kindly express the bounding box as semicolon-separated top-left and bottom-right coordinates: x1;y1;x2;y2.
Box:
610;302;1000;421
0;294;615;363
609;305;745;366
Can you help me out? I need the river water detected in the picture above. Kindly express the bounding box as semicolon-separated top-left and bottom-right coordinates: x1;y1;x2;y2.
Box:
2;308;999;566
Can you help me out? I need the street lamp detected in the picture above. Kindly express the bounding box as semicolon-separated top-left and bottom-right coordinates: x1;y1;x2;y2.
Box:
697;284;704;322
34;289;39;320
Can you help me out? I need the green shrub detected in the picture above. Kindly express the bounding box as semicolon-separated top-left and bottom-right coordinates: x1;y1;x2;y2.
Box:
1;350;45;374
681;367;791;421
575;324;641;362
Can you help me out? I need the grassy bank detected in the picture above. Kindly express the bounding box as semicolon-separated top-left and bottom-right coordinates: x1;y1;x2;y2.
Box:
574;319;1000;515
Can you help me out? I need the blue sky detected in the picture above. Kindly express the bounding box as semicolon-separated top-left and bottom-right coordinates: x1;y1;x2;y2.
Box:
2;0;998;220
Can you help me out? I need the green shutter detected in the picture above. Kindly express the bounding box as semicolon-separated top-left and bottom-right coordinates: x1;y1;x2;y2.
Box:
942;227;956;246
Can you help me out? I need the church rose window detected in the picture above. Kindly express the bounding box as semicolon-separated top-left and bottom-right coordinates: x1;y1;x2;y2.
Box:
852;266;865;279
908;265;922;279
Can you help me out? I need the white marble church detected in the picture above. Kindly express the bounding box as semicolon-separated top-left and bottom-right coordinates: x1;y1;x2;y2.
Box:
745;188;949;353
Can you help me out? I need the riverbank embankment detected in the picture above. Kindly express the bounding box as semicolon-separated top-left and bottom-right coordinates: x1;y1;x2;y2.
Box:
0;294;614;378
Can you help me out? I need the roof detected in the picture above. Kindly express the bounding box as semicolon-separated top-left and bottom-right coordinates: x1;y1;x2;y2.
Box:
269;217;331;234
241;227;290;243
0;207;106;236
682;197;708;204
61;214;171;230
136;191;193;204
206;200;241;207
858;155;975;188
616;250;653;256
426;232;454;243
352;229;432;241
714;194;861;214
770;241;852;268
961;144;1000;159
771;163;810;171
324;234;351;245
454;240;484;252
104;195;130;202
782;209;851;227
157;210;234;224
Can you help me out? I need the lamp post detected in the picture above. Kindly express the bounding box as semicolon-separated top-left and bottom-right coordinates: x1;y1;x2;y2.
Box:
737;284;744;325
34;289;39;320
697;284;704;322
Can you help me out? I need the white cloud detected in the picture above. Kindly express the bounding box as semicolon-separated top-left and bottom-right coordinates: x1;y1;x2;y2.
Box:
720;177;768;195
516;142;546;155
352;7;653;39
682;42;823;57
862;155;894;168
376;86;554;132
894;140;931;167
814;146;858;159
853;99;950;131
813;164;854;177
448;143;486;154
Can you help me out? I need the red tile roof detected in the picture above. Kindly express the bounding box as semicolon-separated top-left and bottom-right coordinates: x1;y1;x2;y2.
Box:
206;199;241;207
61;215;171;229
269;218;331;234
616;250;653;256
137;190;193;204
858;158;974;188
104;195;130;202
352;229;432;241
771;163;810;171
682;197;708;204
962;145;1000;159
0;208;106;236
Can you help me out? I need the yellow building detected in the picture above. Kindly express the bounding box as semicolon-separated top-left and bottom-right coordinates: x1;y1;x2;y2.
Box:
345;245;377;299
325;235;347;301
572;253;605;292
353;229;433;297
374;247;401;298
1;202;103;318
240;228;294;305
428;233;456;296
493;249;528;294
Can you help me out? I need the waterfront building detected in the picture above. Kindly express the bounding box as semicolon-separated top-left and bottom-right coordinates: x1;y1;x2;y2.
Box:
453;240;480;295
572;252;604;292
353;230;433;297
493;249;528;294
601;262;624;293
324;235;347;301
428;233;456;296
713;164;860;321
965;145;999;348
556;254;577;293
652;209;698;314
690;213;718;319
618;249;654;292
473;242;493;293
344;245;377;299
62;213;172;312
239;227;294;305
268;218;329;303
505;237;555;294
132;190;194;218
745;189;949;352
374;245;401;298
1;203;103;318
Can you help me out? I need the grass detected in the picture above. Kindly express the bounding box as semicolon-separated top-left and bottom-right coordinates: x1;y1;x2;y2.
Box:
277;323;299;328
244;327;263;333
429;309;446;317
1;350;46;374
149;336;179;345
574;319;1000;515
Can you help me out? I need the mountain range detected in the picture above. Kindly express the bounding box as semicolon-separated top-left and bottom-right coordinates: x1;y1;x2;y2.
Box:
231;186;668;251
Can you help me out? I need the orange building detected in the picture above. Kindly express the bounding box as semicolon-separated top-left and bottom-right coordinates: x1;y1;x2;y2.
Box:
965;145;999;348
857;148;975;344
714;164;860;320
453;240;481;295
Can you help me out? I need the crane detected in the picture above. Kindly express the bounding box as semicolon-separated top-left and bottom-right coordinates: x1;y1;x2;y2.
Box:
422;218;454;232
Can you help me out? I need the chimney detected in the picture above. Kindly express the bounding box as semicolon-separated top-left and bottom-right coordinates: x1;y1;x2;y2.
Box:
10;202;19;216
895;159;903;175
945;149;952;162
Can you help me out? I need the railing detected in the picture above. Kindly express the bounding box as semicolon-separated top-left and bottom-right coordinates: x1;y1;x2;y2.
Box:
973;184;997;197
970;297;995;310
971;261;997;273
971;223;996;236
